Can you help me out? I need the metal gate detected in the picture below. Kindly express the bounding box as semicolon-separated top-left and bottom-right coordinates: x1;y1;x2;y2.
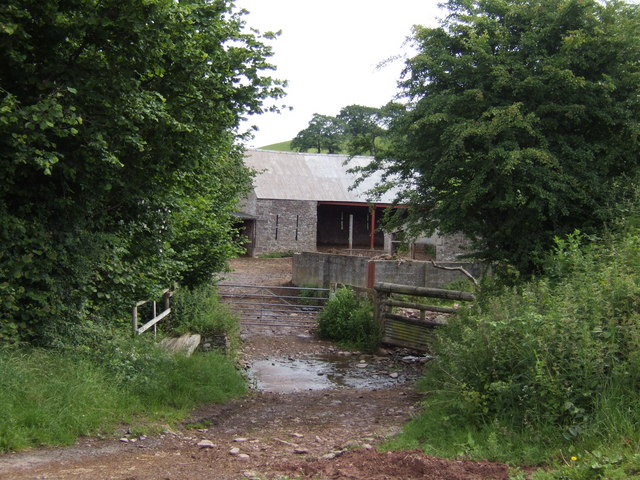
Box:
217;283;329;330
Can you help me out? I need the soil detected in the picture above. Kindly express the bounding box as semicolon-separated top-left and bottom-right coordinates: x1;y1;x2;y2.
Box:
0;257;509;480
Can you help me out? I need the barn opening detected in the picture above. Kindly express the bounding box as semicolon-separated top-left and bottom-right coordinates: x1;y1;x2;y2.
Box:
316;202;387;251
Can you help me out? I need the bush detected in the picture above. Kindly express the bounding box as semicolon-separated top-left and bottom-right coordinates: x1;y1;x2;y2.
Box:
317;287;380;352
399;228;640;463
166;285;240;351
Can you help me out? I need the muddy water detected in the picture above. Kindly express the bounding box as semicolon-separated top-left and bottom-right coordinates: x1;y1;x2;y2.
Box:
248;354;419;393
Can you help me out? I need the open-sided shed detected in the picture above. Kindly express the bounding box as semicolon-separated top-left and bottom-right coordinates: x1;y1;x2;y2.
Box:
237;149;397;256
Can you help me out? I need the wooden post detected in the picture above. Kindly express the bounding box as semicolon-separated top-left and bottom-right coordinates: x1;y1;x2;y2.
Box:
348;214;354;251
369;206;376;250
366;261;376;289
152;301;157;339
132;305;138;337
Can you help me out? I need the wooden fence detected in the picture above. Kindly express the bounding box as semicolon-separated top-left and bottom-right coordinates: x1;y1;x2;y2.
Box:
373;282;475;351
132;288;174;337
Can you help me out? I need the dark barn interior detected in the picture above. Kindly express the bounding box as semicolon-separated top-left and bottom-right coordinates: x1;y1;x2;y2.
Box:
316;203;385;250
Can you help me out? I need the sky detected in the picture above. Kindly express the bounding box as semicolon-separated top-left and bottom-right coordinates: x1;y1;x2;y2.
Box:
235;0;445;148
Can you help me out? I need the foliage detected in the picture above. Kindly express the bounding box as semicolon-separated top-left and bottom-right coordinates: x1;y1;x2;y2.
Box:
0;0;284;343
317;287;380;352
337;104;385;156
394;227;640;468
290;113;345;153
167;285;240;351
360;0;640;275
257;250;295;258
0;341;245;452
297;284;328;306
290;104;389;156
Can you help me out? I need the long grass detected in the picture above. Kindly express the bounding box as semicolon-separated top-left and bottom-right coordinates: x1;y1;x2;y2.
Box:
0;342;245;452
387;229;640;478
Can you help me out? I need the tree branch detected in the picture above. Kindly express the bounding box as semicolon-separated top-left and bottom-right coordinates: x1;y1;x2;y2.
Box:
430;260;479;289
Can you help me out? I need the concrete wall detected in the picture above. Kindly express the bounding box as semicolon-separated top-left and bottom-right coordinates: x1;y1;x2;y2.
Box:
292;252;485;289
253;199;317;255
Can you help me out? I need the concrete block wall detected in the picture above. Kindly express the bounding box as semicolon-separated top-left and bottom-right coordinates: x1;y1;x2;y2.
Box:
292;252;485;289
253;199;317;255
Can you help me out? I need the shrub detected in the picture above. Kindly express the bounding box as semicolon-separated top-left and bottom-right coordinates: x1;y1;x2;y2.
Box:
317;287;380;352
404;228;640;461
166;285;240;351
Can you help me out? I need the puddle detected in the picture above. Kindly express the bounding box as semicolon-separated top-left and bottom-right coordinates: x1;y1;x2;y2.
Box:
248;354;417;393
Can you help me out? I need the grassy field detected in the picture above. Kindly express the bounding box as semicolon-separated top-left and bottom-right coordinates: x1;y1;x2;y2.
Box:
258;140;293;151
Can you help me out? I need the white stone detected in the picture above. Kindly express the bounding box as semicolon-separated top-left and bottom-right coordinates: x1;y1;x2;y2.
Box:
294;448;309;454
389;372;399;379
159;334;201;357
229;447;241;455
238;453;250;460
197;440;215;449
233;437;249;442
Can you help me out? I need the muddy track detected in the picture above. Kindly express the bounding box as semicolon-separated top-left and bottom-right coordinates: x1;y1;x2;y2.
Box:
0;258;509;480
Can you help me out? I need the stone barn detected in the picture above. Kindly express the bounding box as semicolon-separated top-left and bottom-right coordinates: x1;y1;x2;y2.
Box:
236;149;398;257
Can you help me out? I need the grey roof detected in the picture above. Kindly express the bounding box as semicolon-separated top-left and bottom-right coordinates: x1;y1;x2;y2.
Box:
244;149;396;204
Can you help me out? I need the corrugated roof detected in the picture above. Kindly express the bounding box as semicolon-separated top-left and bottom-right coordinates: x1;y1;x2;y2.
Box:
244;149;396;204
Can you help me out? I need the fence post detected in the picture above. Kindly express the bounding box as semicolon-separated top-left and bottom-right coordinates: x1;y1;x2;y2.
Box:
132;305;138;336
152;301;157;339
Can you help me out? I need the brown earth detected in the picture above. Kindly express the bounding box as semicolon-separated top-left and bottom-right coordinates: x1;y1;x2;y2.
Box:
0;257;509;480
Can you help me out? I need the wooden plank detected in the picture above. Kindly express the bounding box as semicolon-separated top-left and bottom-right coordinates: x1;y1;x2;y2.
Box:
384;313;446;327
137;308;171;334
374;282;475;302
383;323;430;351
386;298;457;314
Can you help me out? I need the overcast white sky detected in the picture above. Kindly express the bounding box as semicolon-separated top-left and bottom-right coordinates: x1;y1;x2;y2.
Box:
236;0;445;148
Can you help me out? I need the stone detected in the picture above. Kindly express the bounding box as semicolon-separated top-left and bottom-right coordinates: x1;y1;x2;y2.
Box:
159;334;201;357
229;447;241;455
238;453;250;460
197;440;215;449
119;438;129;443
233;437;249;442
389;372;399;379
356;363;368;368
293;448;309;454
290;432;304;438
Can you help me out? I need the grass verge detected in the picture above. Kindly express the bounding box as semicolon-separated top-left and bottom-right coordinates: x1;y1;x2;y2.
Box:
0;340;245;452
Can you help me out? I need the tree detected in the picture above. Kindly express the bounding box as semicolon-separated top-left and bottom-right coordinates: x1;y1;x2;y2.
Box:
290;113;345;153
365;0;640;274
0;0;283;343
337;104;384;156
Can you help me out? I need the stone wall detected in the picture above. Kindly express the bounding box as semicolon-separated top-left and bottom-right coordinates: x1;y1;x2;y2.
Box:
253;199;317;255
435;232;473;261
292;252;485;289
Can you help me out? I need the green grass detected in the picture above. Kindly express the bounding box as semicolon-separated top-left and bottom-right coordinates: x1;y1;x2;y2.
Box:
0;342;246;452
259;140;293;151
257;250;294;258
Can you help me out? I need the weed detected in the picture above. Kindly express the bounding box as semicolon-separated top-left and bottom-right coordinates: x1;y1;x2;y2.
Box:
317;287;381;353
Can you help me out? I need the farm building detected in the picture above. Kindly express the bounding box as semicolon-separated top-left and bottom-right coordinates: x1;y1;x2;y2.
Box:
236;149;469;260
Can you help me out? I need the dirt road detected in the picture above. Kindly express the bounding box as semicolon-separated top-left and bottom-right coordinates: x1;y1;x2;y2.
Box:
0;258;509;480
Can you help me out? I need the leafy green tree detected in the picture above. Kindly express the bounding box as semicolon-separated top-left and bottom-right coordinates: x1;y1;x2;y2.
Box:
365;0;640;274
337;104;384;156
0;0;283;343
291;113;345;153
